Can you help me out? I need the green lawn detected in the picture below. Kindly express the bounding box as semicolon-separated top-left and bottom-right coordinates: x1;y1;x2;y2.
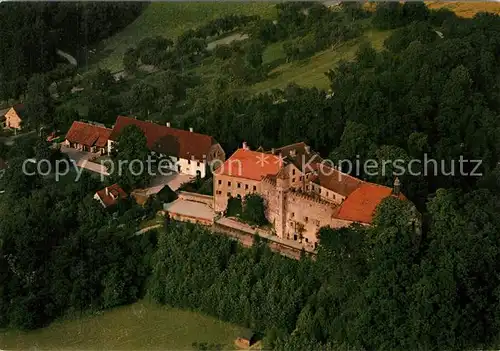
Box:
0;301;248;350
251;29;393;93
90;2;277;72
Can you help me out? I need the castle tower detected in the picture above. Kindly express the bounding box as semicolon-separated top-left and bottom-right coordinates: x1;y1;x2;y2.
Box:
393;177;401;196
275;167;289;239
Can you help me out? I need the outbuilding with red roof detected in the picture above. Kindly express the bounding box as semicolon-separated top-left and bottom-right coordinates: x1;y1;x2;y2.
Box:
94;183;128;208
64;121;112;155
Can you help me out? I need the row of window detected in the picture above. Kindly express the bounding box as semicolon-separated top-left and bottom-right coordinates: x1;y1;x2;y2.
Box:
187;159;201;167
290;213;321;226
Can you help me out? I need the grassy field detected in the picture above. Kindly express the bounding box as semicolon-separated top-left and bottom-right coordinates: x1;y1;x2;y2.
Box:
363;1;500;18
0;301;248;350
90;2;277;72
251;29;392;93
425;1;500;18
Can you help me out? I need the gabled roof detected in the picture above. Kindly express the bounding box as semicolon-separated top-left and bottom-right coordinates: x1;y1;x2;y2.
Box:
109;116;217;160
95;183;127;208
215;148;283;181
66;121;112;148
336;183;406;224
311;164;363;197
12;104;25;117
269;142;323;172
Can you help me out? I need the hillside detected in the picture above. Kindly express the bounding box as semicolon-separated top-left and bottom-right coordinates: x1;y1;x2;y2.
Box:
250;29;391;93
89;2;276;72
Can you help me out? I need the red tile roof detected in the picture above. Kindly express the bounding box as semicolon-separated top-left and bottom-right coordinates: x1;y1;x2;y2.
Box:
215;148;283;181
66;121;112;148
310;164;364;196
109;116;217;160
336;183;406;224
95;183;127;208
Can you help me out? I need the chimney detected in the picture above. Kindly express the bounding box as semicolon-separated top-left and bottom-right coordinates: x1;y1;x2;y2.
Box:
393;177;401;196
305;145;310;154
242;141;249;150
271;147;275;154
189;127;193;132
166;122;171;127
105;187;109;196
290;149;296;157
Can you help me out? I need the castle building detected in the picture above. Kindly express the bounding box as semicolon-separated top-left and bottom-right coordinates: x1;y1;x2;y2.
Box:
214;142;408;249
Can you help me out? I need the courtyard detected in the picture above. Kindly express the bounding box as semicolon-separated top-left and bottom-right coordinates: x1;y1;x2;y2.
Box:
60;145;109;177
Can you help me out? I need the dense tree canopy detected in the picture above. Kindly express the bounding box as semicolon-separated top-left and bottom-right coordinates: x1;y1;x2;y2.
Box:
2;3;500;351
0;2;145;100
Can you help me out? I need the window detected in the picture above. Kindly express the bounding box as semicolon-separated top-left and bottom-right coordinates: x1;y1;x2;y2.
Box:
318;188;321;194
292;178;295;183
292;169;296;175
305;238;309;243
218;180;222;185
333;194;336;200
305;216;309;223
237;182;241;188
326;191;329;197
228;181;231;187
294;234;297;241
245;184;249;190
227;192;231;197
291;212;295;218
253;185;257;191
197;161;200;167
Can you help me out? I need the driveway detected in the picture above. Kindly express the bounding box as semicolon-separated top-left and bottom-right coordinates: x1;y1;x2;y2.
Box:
0;130;36;146
61;146;109;176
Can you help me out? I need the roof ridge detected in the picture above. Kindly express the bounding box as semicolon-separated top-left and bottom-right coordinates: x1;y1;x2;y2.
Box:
73;120;112;131
314;162;365;183
275;141;307;150
116;115;213;139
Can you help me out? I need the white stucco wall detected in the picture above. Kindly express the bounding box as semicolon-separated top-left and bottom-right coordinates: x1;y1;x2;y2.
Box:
108;139;208;178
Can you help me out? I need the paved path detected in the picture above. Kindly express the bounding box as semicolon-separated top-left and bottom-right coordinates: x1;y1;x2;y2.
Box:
206;33;249;51
56;49;77;66
135;224;161;235
0;130;36;146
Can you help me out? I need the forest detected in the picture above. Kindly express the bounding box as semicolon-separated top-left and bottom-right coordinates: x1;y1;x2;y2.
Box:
0;2;145;101
1;2;500;350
